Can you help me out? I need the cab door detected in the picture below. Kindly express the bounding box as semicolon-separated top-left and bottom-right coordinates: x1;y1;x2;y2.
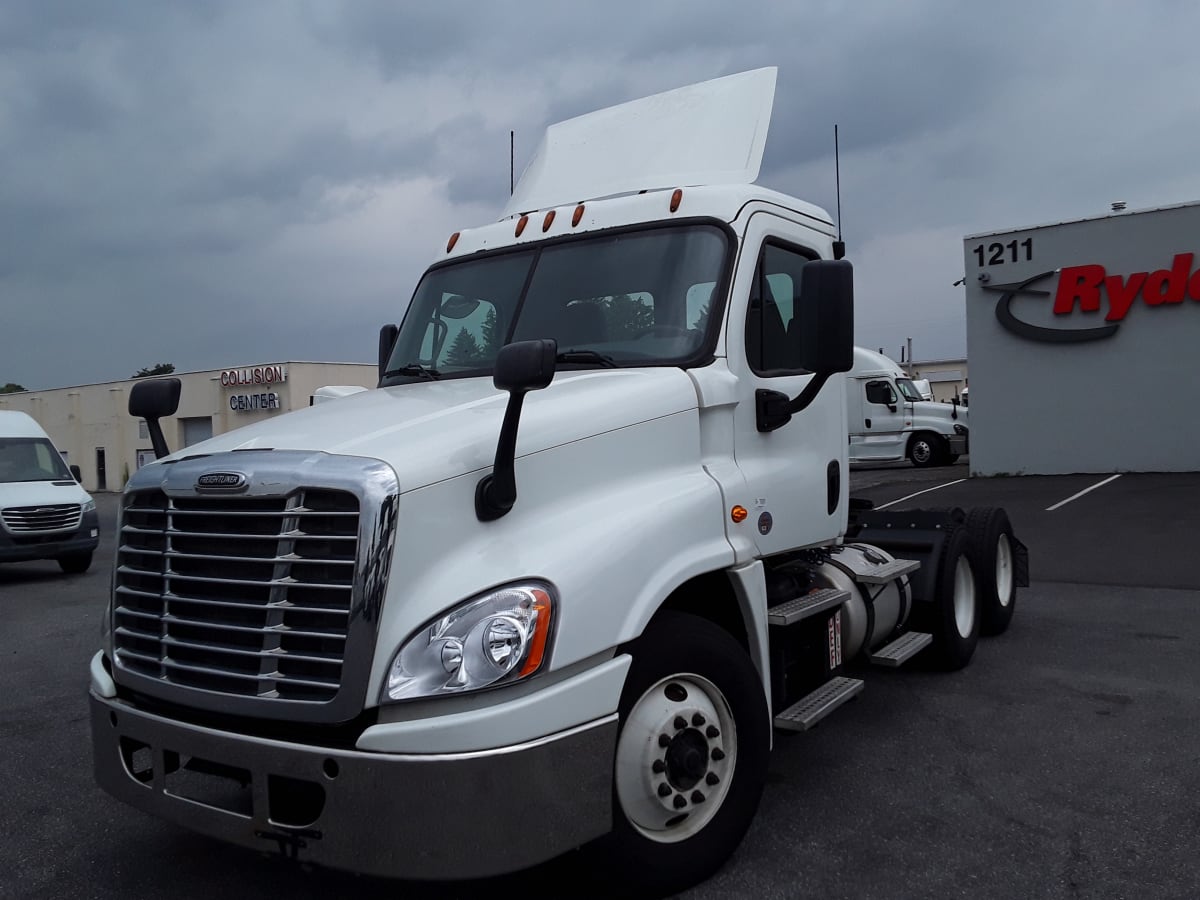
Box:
727;213;847;555
853;378;907;462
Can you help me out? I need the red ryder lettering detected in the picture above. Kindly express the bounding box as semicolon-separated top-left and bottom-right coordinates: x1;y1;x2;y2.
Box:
1053;253;1200;321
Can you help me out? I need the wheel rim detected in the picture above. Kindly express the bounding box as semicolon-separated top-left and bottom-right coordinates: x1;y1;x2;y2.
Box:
995;533;1014;607
953;556;976;638
912;440;932;464
615;674;737;843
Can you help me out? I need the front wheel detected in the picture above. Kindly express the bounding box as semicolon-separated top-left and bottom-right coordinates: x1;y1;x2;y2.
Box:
57;551;92;574
601;611;769;895
909;433;947;468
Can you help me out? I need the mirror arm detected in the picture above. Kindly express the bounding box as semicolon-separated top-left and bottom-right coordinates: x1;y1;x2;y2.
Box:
146;419;170;460
756;371;835;432
475;392;526;521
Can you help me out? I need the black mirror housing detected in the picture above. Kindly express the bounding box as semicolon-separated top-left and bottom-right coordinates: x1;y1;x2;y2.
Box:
378;324;398;383
494;339;557;393
797;260;854;374
128;378;181;420
69;464;82;483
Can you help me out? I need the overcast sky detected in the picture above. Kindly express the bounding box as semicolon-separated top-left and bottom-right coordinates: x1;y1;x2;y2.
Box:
4;0;1199;389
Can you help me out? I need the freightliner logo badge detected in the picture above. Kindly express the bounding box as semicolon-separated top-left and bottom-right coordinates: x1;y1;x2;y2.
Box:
195;472;248;492
986;252;1200;342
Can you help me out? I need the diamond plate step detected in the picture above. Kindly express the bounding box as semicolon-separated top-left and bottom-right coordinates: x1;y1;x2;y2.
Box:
773;676;864;732
855;557;920;584
767;588;850;626
868;631;932;667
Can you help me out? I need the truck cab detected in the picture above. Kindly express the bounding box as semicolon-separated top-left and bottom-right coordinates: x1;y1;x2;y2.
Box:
846;347;968;467
88;68;1021;896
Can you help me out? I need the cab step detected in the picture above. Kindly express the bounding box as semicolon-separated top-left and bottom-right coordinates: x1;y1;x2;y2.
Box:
868;631;932;667
855;557;921;584
767;588;850;626
773;676;864;732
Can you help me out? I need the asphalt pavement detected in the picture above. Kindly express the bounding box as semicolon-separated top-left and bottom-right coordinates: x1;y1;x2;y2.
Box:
2;466;1198;899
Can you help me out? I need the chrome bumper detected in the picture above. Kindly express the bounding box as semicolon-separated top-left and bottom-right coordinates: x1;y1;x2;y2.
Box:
90;692;616;880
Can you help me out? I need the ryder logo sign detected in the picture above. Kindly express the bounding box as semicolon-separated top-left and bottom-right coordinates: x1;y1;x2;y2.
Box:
985;253;1200;343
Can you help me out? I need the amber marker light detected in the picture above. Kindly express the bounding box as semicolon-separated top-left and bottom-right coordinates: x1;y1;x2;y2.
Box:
446;232;460;253
670;188;683;212
518;588;554;677
731;505;748;523
515;215;529;237
542;210;556;232
572;204;585;226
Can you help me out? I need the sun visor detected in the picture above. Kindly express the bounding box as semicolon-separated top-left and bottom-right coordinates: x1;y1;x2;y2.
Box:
502;67;777;219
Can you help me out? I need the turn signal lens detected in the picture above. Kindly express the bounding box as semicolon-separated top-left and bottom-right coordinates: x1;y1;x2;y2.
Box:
515;215;528;237
731;505;748;523
542;210;556;232
572;204;585;226
446;232;460;252
670;189;683;212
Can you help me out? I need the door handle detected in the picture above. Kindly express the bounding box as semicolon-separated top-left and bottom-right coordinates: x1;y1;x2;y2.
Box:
865;418;872;428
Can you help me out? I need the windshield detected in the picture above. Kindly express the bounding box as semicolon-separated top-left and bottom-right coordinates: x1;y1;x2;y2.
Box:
0;437;72;483
382;224;730;382
894;378;925;402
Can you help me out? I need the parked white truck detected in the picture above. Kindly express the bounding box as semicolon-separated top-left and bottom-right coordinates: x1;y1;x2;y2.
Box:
89;69;1024;895
847;347;968;467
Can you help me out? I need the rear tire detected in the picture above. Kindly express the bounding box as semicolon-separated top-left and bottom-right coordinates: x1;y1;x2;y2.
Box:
57;551;92;574
928;527;979;669
600;611;769;896
965;508;1018;635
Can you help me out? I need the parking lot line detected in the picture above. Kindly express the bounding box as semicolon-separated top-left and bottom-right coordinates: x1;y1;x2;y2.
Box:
874;478;967;510
1045;473;1122;511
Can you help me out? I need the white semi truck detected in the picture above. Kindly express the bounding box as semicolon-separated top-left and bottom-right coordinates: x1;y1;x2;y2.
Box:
89;69;1025;895
847;347;968;467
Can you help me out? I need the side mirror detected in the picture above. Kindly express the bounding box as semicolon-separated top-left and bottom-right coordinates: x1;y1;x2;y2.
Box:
476;340;558;521
69;464;82;483
757;260;854;432
378;324;398;383
129;378;181;459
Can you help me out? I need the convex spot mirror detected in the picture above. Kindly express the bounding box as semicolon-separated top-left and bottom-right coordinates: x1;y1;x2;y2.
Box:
494;339;557;393
128;377;181;419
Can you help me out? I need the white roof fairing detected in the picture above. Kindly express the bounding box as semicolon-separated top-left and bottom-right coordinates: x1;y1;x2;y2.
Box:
502;68;778;219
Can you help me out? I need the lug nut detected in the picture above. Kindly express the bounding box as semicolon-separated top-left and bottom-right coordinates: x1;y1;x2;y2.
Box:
691;791;705;803
673;794;687;809
711;748;726;761
706;772;720;786
652;759;666;774
706;725;720;739
692;713;705;727
657;783;672;798
674;716;687;731
658;734;671;748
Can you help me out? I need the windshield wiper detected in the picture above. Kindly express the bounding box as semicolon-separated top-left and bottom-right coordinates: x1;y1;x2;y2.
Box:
555;350;618;368
387;363;442;380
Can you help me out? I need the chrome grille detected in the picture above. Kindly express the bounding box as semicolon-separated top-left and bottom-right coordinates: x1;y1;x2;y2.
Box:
113;488;360;703
2;503;82;533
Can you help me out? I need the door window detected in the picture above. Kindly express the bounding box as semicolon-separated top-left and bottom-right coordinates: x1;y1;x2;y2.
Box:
865;380;898;406
746;241;818;375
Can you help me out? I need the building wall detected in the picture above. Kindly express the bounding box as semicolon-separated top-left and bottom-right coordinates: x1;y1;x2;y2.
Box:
964;201;1200;475
0;362;376;491
909;359;969;403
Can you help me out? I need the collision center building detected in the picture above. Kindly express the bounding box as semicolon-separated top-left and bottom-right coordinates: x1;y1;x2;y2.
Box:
964;200;1200;475
0;362;376;492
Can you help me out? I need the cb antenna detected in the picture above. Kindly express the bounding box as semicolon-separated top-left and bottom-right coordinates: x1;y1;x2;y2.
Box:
832;124;846;260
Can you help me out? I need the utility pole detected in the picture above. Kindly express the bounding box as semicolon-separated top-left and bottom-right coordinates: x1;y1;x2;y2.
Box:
906;337;914;376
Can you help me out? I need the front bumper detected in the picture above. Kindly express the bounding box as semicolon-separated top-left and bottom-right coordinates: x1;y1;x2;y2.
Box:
91;692;617;880
947;432;968;457
0;509;99;563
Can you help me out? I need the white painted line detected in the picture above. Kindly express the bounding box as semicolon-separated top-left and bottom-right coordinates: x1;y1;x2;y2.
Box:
874;479;966;510
1045;473;1122;512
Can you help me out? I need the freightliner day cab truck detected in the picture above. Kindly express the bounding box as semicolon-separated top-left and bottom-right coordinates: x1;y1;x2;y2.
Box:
89;69;1027;895
847;347;968;468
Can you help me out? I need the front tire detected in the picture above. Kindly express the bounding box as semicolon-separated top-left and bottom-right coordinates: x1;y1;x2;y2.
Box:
602;611;769;896
57;551;92;574
909;433;947;468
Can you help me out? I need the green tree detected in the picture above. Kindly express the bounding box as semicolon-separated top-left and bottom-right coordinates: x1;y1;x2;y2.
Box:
444;328;484;367
0;383;26;393
605;293;655;337
133;363;175;378
480;307;503;357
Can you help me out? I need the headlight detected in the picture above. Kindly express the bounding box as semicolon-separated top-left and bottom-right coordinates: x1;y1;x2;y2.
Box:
384;583;554;702
82;499;96;513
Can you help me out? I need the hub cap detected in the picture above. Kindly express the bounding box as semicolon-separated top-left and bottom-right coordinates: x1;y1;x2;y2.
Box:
615;674;736;843
996;533;1014;606
912;440;932;464
953;555;976;638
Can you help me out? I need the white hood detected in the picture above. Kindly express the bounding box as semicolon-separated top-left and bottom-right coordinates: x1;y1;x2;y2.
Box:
0;479;92;508
167;368;700;492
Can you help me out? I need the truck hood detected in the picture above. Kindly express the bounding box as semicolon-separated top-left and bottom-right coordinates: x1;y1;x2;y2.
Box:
0;480;93;508
909;400;968;426
166;368;700;492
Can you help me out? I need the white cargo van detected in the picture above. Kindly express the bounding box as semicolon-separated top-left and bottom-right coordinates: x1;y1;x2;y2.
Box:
0;411;100;573
847;347;967;467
